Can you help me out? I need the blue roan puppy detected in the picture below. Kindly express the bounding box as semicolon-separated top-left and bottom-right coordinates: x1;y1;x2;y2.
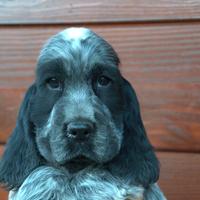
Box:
0;27;166;200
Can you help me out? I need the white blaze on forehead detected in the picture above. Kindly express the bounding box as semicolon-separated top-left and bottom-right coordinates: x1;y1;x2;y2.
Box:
61;27;90;41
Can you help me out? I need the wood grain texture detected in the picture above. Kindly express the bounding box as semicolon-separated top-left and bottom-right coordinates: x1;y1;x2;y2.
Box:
0;23;200;152
0;185;7;200
0;89;22;142
0;149;200;200
0;0;200;24
158;152;200;200
0;146;8;200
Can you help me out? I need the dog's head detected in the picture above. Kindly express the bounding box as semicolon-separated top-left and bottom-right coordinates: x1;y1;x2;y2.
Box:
0;28;159;189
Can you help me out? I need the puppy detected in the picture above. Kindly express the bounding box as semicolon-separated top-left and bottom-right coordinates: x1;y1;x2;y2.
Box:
0;27;166;200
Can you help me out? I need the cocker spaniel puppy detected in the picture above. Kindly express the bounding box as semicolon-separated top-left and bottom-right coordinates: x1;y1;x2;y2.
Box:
0;28;166;200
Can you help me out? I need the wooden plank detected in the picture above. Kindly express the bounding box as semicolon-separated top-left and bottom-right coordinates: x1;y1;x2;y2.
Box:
0;0;200;24
0;145;8;200
0;185;8;200
0;149;200;200
0;145;4;155
0;23;200;152
158;152;200;200
0;89;23;143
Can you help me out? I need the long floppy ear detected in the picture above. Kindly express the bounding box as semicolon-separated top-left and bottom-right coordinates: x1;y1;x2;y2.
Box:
108;78;159;187
0;84;42;190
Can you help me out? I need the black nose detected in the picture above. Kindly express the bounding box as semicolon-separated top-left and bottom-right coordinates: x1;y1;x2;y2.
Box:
64;121;94;141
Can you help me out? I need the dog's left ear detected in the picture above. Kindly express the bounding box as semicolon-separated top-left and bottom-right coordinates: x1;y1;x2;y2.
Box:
108;78;159;187
0;85;42;190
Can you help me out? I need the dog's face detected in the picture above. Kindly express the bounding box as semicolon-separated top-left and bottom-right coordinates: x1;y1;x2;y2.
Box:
0;28;159;190
31;28;124;165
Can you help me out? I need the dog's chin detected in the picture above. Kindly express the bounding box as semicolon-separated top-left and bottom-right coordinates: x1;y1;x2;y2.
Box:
67;155;95;164
63;155;97;173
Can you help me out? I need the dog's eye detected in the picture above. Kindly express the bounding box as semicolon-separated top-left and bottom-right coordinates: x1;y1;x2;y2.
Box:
46;77;62;90
97;76;111;87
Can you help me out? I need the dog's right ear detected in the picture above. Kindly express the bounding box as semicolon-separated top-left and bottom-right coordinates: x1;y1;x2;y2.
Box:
0;84;42;190
108;78;159;188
